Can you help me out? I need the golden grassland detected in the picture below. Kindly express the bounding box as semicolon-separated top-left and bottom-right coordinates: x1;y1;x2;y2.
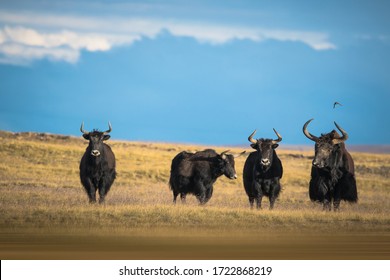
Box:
0;131;389;259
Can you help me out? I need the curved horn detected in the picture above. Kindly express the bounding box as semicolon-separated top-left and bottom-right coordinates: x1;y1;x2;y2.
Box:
302;119;318;142
233;151;246;158
104;122;112;134
80;122;88;134
332;121;349;144
248;130;257;144
272;128;282;144
220;150;230;159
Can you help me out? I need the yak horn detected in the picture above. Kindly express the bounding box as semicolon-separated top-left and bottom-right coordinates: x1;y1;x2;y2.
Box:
220;150;246;159
272;128;282;144
80;122;88;134
220;150;230;159
332;121;348;144
221;150;246;158
302;119;319;142
248;130;257;144
104;122;112;134
233;151;246;158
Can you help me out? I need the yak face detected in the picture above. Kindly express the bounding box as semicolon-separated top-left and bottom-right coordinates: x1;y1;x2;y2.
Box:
251;140;279;172
303;119;348;170
248;129;282;172
218;153;237;179
80;122;112;158
83;131;110;157
312;132;339;169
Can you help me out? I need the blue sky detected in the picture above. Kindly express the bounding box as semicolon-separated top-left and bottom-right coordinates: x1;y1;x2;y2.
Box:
0;0;389;145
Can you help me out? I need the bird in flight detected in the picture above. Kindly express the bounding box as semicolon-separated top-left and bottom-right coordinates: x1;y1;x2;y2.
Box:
333;102;343;108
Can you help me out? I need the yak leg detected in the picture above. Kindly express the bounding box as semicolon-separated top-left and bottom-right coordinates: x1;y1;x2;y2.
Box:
173;191;179;204
98;178;110;204
89;186;97;203
323;201;331;211
269;194;276;210
82;178;97;203
269;178;281;210
98;184;105;204
253;180;263;209
204;187;213;204
194;180;207;205
323;188;331;211
196;188;207;205
255;196;263;209
248;197;255;209
323;192;332;211
333;195;341;211
317;178;331;211
333;183;341;212
333;200;341;211
198;193;207;205
180;193;187;203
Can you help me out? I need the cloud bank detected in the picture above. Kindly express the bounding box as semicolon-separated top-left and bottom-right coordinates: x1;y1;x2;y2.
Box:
0;10;336;65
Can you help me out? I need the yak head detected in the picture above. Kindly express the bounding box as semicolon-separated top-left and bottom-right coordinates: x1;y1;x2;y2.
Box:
248;128;282;172
80;122;112;157
303;119;348;169
216;150;246;179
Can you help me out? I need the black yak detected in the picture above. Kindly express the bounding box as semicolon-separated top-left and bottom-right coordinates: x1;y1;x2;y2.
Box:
243;129;283;209
79;122;116;204
303;119;358;211
169;149;244;205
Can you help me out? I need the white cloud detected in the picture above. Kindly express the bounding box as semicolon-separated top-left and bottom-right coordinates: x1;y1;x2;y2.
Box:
0;25;141;64
259;29;337;50
166;23;336;50
0;42;80;63
3;26;111;51
0;10;336;65
166;23;261;44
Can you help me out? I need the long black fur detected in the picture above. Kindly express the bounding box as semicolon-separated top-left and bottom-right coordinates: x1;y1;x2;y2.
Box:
309;133;357;211
243;140;283;209
169;149;237;205
79;130;116;203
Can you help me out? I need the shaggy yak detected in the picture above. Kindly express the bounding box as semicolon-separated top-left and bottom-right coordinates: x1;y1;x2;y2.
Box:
169;149;245;205
79;122;116;204
243;129;283;209
303;119;358;211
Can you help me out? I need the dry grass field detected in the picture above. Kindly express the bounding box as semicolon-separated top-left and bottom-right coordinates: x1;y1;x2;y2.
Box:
0;131;389;259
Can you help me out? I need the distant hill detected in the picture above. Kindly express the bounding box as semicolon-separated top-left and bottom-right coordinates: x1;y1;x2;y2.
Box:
346;145;390;154
1;130;389;154
279;144;390;154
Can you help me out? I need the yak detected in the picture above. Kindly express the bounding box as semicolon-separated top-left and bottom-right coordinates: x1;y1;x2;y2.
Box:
243;129;283;209
169;149;244;205
303;119;358;211
79;122;116;204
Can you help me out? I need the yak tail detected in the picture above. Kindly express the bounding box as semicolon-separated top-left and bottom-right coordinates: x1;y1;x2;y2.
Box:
168;173;174;190
168;183;172;190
